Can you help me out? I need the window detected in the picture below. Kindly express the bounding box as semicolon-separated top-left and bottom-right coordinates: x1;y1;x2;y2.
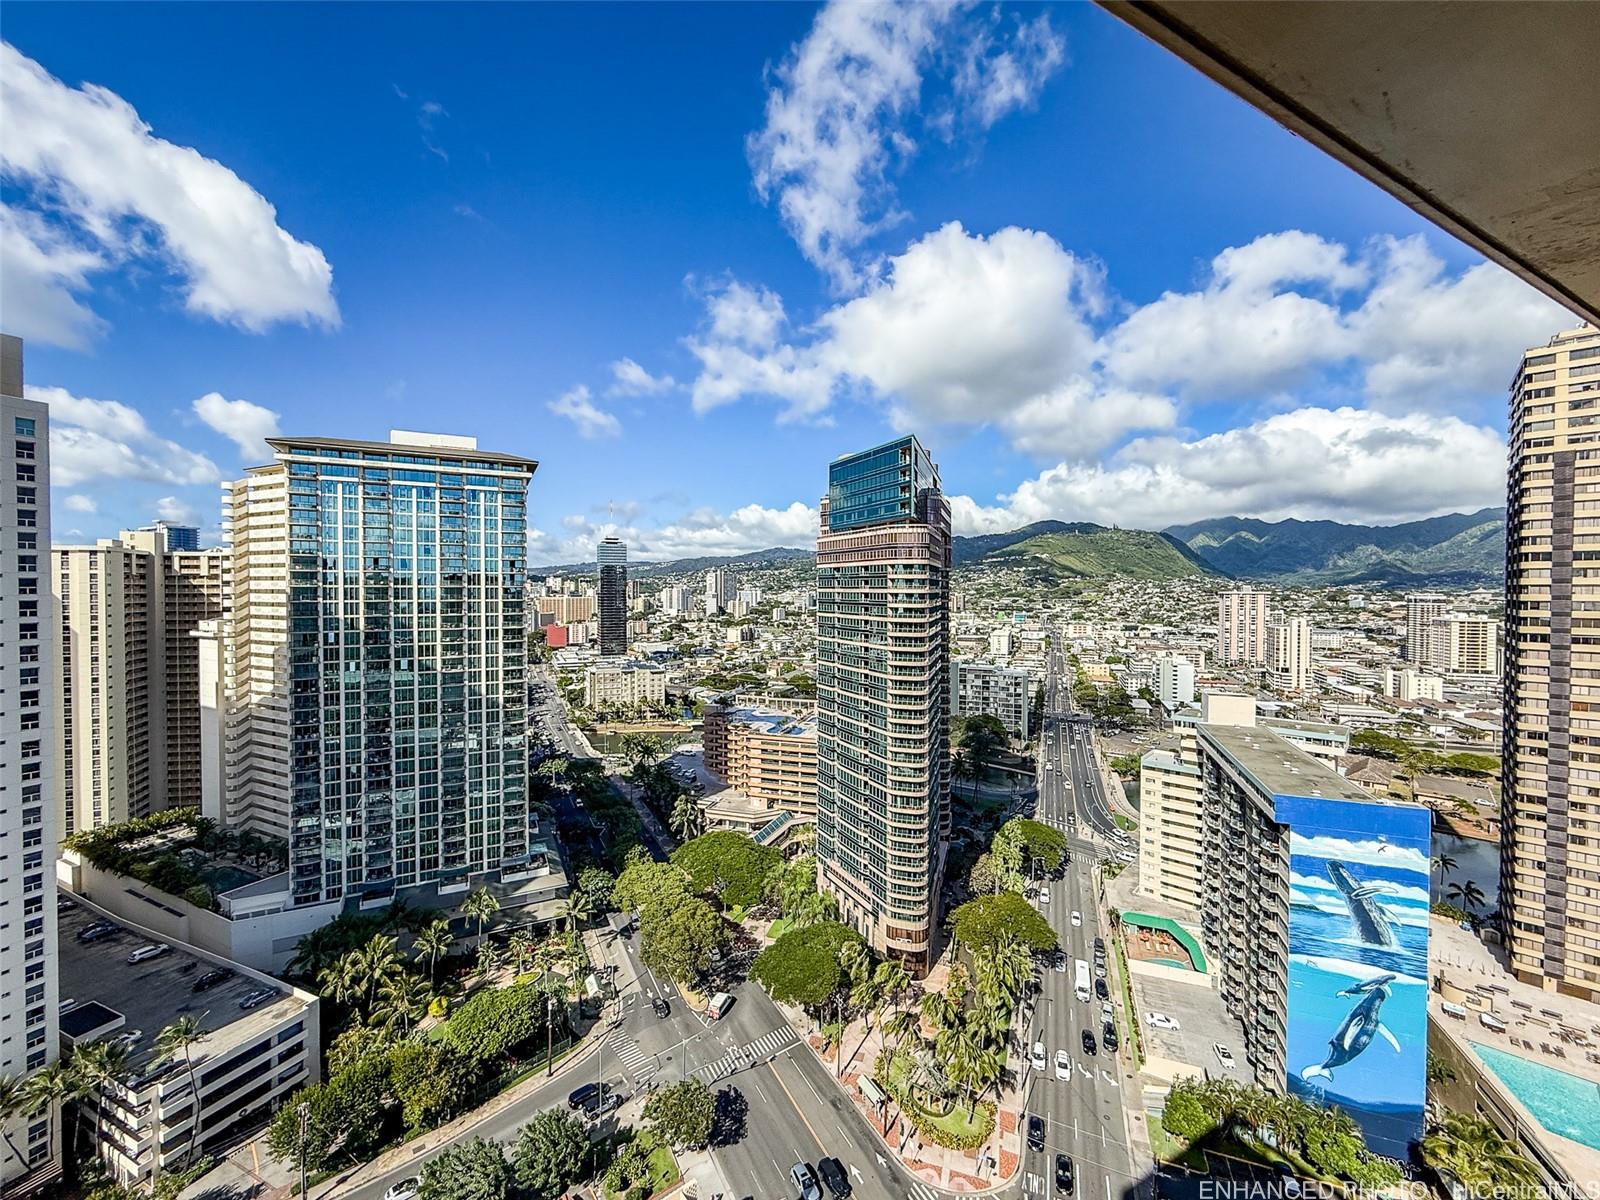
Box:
15;416;36;436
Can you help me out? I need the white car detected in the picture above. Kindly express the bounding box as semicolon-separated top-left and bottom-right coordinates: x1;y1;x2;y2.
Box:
1030;1041;1047;1072
1214;1043;1236;1069
1070;910;1082;927
1145;1012;1181;1031
383;1179;420;1200
1053;954;1067;973
1101;1000;1115;1023
1038;890;1051;904
1054;1049;1071;1080
127;943;170;964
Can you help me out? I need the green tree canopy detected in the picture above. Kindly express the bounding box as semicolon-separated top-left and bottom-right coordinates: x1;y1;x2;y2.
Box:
419;1136;511;1200
670;831;782;909
950;892;1058;954
613;857;691;914
994;817;1068;872
643;1078;716;1150
751;920;865;1008
512;1108;591;1200
443;982;549;1061
639;896;728;984
389;1041;480;1133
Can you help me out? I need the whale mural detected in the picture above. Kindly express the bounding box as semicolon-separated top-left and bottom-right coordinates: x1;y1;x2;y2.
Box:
1301;973;1400;1082
1326;861;1398;947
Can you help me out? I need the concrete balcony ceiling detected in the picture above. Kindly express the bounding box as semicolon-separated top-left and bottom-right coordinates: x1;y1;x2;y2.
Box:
1101;0;1600;325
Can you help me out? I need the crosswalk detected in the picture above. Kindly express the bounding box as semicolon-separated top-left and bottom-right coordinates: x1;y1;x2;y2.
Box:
692;1025;799;1083
604;1030;655;1083
908;1182;939;1200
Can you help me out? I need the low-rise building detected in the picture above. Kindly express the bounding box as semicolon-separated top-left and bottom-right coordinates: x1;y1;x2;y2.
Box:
55;898;320;1184
703;703;818;819
950;659;1031;738
584;660;667;709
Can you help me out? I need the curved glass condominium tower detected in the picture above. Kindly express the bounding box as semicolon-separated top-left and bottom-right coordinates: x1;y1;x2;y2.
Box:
815;436;951;970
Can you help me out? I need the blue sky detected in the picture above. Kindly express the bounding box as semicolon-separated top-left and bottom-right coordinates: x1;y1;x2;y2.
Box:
1;2;1577;562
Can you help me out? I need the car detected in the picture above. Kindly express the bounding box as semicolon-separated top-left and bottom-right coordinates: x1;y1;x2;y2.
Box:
1070;910;1082;927
1038;890;1050;904
1101;1000;1114;1023
1093;937;1105;953
817;1156;851;1198
77;921;117;942
1102;1023;1119;1052
193;968;234;993
57;896;76;910
1214;1043;1237;1069
1029;1041;1047;1072
1054;1049;1070;1080
382;1179;420;1200
705;991;735;1021
790;1161;823;1200
651;996;671;1019
1055;1154;1075;1195
1053;953;1067;973
60;998;78;1014
1095;978;1109;1000
1026;1113;1047;1152
127;943;170;964
584;1090;623;1119
567;1082;602;1110
1095;964;1107;980
1145;1012;1181;1031
112;1029;144;1049
238;987;276;1011
1081;1029;1097;1055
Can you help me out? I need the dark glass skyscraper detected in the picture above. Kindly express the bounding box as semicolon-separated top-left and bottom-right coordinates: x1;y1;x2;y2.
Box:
815;436;951;970
597;536;628;657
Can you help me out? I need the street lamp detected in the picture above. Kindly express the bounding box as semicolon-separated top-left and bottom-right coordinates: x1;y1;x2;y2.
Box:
295;1100;309;1199
546;993;557;1076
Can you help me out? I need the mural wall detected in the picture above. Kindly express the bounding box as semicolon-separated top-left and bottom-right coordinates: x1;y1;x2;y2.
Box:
1274;794;1431;1161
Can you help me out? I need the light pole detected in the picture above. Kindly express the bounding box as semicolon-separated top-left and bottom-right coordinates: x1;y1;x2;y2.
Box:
546;993;556;1077
295;1100;309;1199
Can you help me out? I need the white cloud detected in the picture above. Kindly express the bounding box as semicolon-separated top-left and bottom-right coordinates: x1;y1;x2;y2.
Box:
28;383;220;488
608;357;677;396
192;391;281;461
685;281;835;420
154;495;201;526
952;405;1506;533
0;203;106;349
747;1;1063;290
1;42;338;344
62;493;97;514
534;501;820;564
547;385;622;439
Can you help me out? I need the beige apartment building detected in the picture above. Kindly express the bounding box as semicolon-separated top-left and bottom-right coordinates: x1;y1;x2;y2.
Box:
1267;617;1312;692
703;702;819;818
584;659;667;709
1428;612;1501;676
1216;589;1271;665
53;533;224;835
1503;321;1600;1001
535;593;596;624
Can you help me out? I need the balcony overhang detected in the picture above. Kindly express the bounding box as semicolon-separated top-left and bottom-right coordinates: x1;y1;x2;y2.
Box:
1099;1;1600;326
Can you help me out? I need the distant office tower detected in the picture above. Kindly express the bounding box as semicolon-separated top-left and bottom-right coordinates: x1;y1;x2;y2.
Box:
816;436;951;969
1153;653;1196;711
988;626;1014;657
53;532;225;834
1427;612;1501;676
1405;593;1450;664
131;519;200;552
1216;589;1271;665
212;430;535;907
597;536;628;657
950;659;1031;738
1267;617;1313;691
657;585;690;615
1;335;62;1191
1503;321;1600;1000
704;567;737;614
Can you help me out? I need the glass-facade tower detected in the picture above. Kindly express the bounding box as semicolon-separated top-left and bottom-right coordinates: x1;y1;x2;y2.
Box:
597;536;628;657
815;435;951;969
271;432;535;907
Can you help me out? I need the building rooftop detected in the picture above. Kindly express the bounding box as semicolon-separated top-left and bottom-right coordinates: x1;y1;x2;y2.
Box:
718;705;818;740
264;433;538;470
56;896;312;1076
1140;748;1198;777
1199;723;1377;804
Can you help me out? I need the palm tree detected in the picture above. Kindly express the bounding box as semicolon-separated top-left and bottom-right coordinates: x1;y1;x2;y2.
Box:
669;794;703;842
619;734;665;773
1448;879;1488;913
461;886;501;948
354;934;405;1016
883;1009;923;1058
0;1074;30;1170
1433;852;1459;882
376;973;431;1035
413;918;454;983
19;1061;80;1178
561;888;597;935
71;1040;132;1160
507;930;538;976
1422;1112;1542;1190
318;950;365;1012
533;756;569;793
155;1017;210;1166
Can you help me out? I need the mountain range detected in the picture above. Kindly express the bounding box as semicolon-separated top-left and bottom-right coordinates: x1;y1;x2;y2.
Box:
531;509;1506;587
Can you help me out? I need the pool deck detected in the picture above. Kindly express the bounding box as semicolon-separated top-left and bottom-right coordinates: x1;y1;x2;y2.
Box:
1429;915;1600;1182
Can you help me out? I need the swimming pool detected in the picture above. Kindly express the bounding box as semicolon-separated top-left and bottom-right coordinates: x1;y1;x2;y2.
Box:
1470;1041;1600;1151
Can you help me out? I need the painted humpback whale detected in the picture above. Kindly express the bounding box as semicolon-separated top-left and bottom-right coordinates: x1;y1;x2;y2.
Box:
1326;861;1397;947
1300;973;1400;1083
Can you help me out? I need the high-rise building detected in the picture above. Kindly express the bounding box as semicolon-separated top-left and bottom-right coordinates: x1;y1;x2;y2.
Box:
534;593;595;624
1405;593;1450;664
130;519;200;552
212;430;535;908
1217;589;1271;665
1153;653;1196;711
1426;612;1501;676
657;585;690;615
1;334;62;1192
1267;617;1313;691
950;659;1031;738
1503;321;1600;999
704;567;737;614
815;436;951;969
597;536;628;657
988;626;1014;658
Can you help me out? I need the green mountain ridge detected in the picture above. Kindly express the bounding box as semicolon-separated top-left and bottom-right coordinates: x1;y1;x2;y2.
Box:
981;526;1217;580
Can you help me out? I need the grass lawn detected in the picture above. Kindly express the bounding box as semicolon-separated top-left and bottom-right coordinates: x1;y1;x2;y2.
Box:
1146;1112;1184;1162
767;916;794;941
881;1049;995;1146
642;1133;679;1193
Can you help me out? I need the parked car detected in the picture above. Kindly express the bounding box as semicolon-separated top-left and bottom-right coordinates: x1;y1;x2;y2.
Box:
567;1082;602;1110
1100;1000;1114;1023
790;1161;822;1200
1102;1022;1118;1052
705;991;735;1021
77;921;117;943
1027;1114;1045;1152
1081;1029;1097;1056
1214;1043;1236;1069
1095;978;1109;1000
1145;1012;1180;1031
1093;937;1105;954
238;987;275;1011
1053;953;1067;973
583;1089;623;1119
1055;1154;1076;1195
817;1156;851;1199
382;1179;419;1200
1054;1049;1070;1080
127;943;170;964
193;968;234;993
1030;1041;1047;1072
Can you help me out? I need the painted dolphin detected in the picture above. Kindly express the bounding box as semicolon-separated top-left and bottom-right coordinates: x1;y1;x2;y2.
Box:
1300;973;1401;1083
1326;861;1397;947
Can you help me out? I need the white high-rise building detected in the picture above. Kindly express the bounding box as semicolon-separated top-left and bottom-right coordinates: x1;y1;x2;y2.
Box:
1405;592;1450;664
704;567;737;614
1268;617;1313;691
950;660;1031;738
1427;613;1501;676
988;626;1014;658
658;585;691;615
1217;589;1271;665
1154;653;1196;711
2;335;62;1192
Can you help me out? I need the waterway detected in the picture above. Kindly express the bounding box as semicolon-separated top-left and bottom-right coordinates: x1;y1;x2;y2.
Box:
1431;828;1500;911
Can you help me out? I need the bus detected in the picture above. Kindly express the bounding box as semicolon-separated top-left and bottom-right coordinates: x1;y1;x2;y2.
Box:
1074;959;1090;1002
